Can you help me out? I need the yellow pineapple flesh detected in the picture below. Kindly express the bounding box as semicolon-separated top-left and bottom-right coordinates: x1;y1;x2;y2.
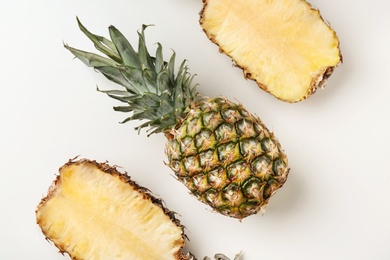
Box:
36;159;187;260
200;0;342;102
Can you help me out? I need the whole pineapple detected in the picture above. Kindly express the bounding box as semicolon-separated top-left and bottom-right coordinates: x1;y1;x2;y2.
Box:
65;18;289;219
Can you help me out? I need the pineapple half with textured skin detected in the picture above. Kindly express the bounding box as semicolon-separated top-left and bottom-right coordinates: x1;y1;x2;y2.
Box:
36;158;240;260
64;18;289;220
200;0;342;102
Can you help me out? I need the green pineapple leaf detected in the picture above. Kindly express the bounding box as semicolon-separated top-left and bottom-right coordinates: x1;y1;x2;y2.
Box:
65;18;199;135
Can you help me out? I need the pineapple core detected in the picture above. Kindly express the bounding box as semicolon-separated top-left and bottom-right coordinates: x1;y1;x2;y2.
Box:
36;160;185;260
200;0;341;102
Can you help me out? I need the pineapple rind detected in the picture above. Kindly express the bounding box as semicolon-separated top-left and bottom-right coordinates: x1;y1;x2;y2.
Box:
200;0;342;102
166;97;289;219
36;159;187;260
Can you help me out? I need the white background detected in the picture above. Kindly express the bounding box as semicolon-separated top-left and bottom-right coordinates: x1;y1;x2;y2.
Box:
1;0;390;259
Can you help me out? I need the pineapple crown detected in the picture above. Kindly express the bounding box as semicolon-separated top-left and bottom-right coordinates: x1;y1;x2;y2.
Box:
65;18;199;135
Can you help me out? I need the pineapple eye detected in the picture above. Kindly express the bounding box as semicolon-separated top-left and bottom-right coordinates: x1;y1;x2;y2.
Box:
202;111;223;129
242;177;265;200
201;98;220;111
237;107;250;118
181;136;192;148
204;188;223;207
221;109;241;123
226;161;251;181
166;140;180;160
273;158;288;180
214;123;235;142
239;138;263;157
211;97;227;106
180;136;196;156
251;156;272;179
254;122;267;139
186;117;202;136
239;201;261;216
192;173;209;192
195;129;213;150
263;180;280;199
199;149;215;168
261;137;279;158
222;183;244;206
207;168;226;189
217;142;240;162
182;156;201;176
235;119;256;138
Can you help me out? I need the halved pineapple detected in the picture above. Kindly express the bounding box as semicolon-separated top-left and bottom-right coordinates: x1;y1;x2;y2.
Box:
36;159;239;260
200;0;342;102
36;159;187;260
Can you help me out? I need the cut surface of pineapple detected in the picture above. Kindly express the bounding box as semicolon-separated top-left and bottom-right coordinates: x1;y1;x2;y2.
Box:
36;159;186;260
200;0;342;102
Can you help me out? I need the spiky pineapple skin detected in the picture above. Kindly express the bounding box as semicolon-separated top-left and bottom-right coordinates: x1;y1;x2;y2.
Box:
166;97;289;219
